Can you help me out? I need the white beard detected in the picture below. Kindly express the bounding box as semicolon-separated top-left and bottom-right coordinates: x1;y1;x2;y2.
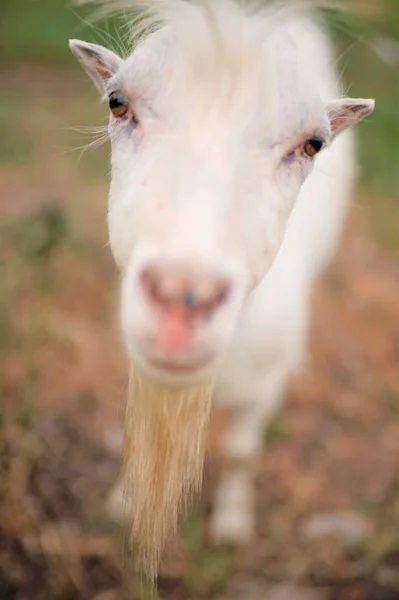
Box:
122;363;214;581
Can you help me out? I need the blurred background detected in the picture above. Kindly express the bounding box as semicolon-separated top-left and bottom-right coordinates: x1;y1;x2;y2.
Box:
1;1;399;599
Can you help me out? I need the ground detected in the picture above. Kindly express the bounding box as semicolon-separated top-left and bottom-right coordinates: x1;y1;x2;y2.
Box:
1;51;399;600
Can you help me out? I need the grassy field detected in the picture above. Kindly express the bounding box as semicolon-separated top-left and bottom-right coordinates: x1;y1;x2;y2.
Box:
1;1;399;599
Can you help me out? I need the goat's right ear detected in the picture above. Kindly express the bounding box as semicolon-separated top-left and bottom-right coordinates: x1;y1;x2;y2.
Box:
327;98;375;140
69;40;123;94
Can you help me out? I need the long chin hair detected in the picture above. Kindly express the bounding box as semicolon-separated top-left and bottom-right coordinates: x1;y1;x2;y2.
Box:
122;362;214;582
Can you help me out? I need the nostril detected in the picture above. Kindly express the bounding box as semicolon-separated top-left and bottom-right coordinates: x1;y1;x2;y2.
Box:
182;290;197;310
140;266;177;308
140;269;162;305
200;282;230;316
139;264;231;317
216;282;230;306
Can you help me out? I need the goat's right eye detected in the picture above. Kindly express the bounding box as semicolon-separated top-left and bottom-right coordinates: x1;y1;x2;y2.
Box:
109;91;128;118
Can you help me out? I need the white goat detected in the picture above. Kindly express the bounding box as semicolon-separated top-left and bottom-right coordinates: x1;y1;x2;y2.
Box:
69;0;374;580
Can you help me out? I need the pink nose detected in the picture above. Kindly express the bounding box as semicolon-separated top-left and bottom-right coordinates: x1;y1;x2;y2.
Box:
139;262;231;320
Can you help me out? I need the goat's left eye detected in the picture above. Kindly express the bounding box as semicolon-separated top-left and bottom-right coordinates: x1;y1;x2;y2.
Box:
303;137;323;157
109;91;128;118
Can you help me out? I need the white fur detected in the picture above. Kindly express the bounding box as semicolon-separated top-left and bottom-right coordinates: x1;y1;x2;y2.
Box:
70;0;374;544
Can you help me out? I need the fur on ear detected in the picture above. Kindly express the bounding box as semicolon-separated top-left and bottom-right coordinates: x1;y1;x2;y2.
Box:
69;40;124;93
327;98;375;139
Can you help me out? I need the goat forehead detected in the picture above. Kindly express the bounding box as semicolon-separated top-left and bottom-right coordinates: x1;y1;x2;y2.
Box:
126;52;317;129
114;3;327;144
123;31;269;106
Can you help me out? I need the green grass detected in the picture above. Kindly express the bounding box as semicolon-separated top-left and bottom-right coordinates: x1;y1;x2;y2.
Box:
180;511;235;596
322;1;399;249
263;414;290;447
0;74;110;181
0;0;125;66
0;90;33;164
328;2;399;194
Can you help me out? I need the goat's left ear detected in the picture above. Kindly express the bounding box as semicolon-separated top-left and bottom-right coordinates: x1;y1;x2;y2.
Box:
327;98;375;140
69;40;124;94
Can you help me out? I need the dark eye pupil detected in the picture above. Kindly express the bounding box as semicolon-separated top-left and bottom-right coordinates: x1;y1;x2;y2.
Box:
109;94;124;109
109;91;128;117
310;138;322;152
305;137;323;157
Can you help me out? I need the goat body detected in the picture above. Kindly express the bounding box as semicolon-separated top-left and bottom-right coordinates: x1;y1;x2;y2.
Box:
70;0;374;580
